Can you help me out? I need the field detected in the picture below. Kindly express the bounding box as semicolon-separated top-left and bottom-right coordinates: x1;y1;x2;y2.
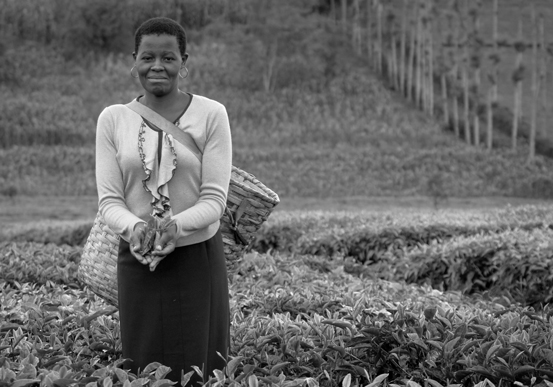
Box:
2;204;553;386
2;0;553;386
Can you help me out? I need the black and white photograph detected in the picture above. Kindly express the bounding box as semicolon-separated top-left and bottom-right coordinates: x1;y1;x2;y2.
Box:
1;1;553;386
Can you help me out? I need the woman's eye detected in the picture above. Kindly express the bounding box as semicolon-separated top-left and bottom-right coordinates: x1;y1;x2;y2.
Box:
164;57;174;61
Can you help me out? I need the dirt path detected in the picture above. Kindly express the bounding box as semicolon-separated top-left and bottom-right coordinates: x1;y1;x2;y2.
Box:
1;195;551;225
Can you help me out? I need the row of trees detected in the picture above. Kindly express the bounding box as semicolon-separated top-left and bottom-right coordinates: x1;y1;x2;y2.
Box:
332;0;553;161
0;0;348;93
0;0;360;148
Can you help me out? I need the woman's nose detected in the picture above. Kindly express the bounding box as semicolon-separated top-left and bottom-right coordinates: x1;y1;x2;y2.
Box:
152;59;164;69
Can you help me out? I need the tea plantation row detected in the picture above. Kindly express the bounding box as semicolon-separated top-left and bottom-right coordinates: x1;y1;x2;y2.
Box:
2;205;552;307
1;205;553;386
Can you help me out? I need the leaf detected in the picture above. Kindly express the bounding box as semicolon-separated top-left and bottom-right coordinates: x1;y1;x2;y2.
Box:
305;378;318;387
486;344;502;364
513;365;535;378
459;340;478;355
510;342;531;356
212;369;225;382
151;380;176;387
154;366;171;380
41;356;69;369
466;366;495;380
10;379;41;387
366;374;389;387
444;337;461;355
427;341;443;350
326;344;347;357
191;366;203;378
17;364;37;379
180;371;195;387
322;319;354;331
130;378;149;387
248;374;259;387
270;362;290;375
454;323;467;338
342;373;351;387
53;379;78;387
424;379;444;387
225;356;243;376
423;307;437;321
113;368;128;383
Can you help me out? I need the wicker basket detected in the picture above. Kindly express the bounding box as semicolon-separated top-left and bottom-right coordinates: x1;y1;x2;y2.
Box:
78;165;279;307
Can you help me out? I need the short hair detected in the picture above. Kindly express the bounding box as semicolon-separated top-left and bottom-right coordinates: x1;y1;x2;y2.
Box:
134;17;187;58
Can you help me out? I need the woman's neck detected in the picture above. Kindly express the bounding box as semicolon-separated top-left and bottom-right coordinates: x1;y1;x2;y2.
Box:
142;89;184;112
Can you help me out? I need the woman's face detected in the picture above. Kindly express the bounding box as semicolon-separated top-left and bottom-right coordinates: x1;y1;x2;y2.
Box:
134;34;187;97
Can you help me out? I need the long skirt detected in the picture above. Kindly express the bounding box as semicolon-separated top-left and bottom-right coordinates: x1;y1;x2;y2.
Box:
117;230;230;384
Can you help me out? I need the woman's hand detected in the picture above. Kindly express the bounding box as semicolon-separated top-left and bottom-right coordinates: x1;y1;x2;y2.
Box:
149;223;178;271
130;221;149;265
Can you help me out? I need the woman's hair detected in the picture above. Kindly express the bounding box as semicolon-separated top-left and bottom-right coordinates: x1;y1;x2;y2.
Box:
134;17;187;57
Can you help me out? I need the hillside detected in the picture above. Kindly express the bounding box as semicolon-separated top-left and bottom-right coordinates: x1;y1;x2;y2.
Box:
0;0;552;201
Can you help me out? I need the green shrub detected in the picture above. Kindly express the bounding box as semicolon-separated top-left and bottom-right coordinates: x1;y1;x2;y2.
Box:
0;242;81;286
253;205;553;261
0;221;92;246
400;228;553;307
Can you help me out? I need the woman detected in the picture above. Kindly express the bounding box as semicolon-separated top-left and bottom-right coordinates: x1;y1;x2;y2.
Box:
95;17;232;384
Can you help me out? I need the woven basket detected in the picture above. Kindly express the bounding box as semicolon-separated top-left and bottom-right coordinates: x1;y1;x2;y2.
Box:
78;165;279;307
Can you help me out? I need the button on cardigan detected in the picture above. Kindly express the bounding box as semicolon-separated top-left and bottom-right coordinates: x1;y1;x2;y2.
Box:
96;94;232;247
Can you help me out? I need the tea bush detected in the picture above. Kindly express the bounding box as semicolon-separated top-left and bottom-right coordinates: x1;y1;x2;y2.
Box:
402;227;553;306
0;242;81;287
253;205;553;258
3;242;553;386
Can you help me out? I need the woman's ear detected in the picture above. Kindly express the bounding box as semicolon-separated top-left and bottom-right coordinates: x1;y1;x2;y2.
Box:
132;52;137;60
182;53;189;65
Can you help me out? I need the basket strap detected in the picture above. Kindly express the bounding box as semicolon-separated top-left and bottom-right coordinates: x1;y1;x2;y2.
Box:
126;99;202;162
225;200;251;245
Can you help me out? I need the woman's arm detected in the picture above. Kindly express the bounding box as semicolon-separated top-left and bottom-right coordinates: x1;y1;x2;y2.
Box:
171;103;232;237
96;107;146;242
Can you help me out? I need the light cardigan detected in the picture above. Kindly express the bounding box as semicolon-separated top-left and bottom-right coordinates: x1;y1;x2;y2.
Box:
96;94;232;247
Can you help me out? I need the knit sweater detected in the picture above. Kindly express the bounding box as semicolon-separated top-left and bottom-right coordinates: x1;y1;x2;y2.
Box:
96;94;232;246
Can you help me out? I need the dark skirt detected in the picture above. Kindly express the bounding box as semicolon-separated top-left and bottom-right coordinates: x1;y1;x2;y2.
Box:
117;230;230;384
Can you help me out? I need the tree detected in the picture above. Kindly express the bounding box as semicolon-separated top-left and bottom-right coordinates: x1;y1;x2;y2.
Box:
237;0;323;92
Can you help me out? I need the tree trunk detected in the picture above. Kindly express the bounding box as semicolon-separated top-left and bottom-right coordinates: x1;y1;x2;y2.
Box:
399;0;407;96
472;1;482;146
452;1;461;138
463;67;471;144
442;73;449;127
540;15;549;147
263;39;278;93
415;4;423;109
407;5;417;102
529;3;538;161
487;0;498;150
391;35;399;90
341;0;348;33
376;0;383;74
512;16;524;150
428;15;434;117
353;0;361;54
